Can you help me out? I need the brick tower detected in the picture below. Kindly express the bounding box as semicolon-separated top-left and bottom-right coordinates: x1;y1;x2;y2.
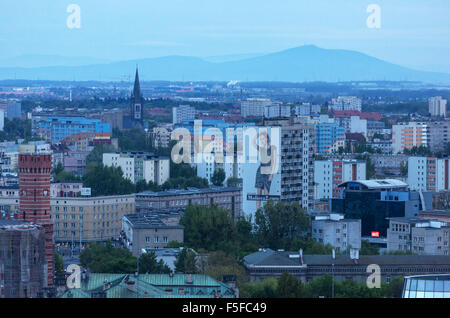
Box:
18;153;54;287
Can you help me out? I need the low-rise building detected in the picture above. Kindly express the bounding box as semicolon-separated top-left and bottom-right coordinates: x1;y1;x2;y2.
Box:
244;249;450;283
122;209;184;256
135;187;242;220
311;214;361;251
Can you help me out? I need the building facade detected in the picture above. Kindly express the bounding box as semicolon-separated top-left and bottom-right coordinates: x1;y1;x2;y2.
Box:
311;214;361;251
173;105;195;124
314;159;366;199
407;157;450;192
103;152;170;185
429;96;447;117
392;122;428;154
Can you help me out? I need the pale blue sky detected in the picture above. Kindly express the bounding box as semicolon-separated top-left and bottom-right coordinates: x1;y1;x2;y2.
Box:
0;0;449;72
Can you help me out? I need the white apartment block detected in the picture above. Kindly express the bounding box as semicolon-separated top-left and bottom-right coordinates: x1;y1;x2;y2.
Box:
349;116;367;137
429;96;447;117
103;152;170;185
329;96;362;112
314;159;366;199
294;103;321;116
264;103;291;118
392;122;428;154
408;157;450;192
240;98;274;118
172;104;195;124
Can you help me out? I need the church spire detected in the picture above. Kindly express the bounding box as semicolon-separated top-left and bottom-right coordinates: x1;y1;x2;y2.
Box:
133;66;141;98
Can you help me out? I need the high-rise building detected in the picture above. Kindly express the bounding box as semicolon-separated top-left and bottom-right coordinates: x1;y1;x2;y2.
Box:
427;121;450;153
314;159;366;199
264;103;291;118
428;96;447;117
407;156;450;192
392;122;428;154
172;105;195;125
313;116;346;153
18;153;54;287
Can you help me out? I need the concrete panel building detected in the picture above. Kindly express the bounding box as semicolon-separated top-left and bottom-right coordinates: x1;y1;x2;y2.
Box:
311;214;361;252
103;152;170;185
407;157;450;192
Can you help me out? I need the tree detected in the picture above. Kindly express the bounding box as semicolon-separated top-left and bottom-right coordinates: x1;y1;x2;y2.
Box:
179;204;237;253
204;251;249;288
82;163;135;196
226;177;242;188
277;272;305;298
139;252;171;274
360;240;380;255
55;252;65;275
80;242;137;273
240;278;278;298
174;248;198;273
86;144;117;165
292;238;333;255
400;161;408;175
211;168;225;186
254;201;310;250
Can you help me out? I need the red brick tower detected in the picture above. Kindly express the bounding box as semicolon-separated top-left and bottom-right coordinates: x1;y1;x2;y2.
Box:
18;153;54;287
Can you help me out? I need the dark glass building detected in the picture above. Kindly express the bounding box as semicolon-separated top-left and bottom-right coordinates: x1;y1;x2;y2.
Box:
331;179;433;237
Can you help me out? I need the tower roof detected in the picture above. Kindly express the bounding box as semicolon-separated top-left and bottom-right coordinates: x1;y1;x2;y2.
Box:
132;67;141;98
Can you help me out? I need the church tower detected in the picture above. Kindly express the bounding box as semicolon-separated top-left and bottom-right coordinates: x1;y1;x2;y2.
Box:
130;67;144;125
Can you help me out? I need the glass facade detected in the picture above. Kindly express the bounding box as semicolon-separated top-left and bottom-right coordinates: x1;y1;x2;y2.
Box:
402;275;450;298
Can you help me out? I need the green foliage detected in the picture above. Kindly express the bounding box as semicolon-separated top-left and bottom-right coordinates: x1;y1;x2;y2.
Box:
52;162;82;182
170;162;196;179
360;240;380;255
86;144;117;165
240;278;278;298
403;145;432;156
161;176;209;190
180;204;237;253
292;238;334;255
254;200;310;250
113;127;153;152
138;251;171;274
0;118;32;141
179;205;257;255
355;154;376;179
211;168;225;186
382;250;415;255
277;272;305;298
80;242;138;273
400;161;408;175
174;248;198;274
165;241;185;248
55;252;65;275
204;251;249;288
82;163;135;196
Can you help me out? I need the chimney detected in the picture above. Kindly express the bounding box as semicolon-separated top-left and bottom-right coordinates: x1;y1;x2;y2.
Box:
186;273;193;284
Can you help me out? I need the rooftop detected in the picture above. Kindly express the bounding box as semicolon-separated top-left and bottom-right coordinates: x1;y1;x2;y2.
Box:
123;209;184;229
338;179;408;190
137;187;241;197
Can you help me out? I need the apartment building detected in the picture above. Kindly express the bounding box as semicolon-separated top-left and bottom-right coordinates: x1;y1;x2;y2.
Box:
329;96;362;112
407;157;450;192
313;116;345;154
392;122;428;154
427;121;450;153
263;118;315;209
264;103;291;118
387;217;449;256
240;98;274;118
429;96;447;117
103;152;170;185
314;159;366;199
172;105;195;124
311;213;361;252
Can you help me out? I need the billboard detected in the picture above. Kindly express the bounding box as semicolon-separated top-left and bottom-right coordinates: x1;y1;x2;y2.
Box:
81;187;91;196
242;126;281;218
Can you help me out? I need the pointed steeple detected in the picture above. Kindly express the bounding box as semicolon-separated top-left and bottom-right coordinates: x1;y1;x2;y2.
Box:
132;66;141;98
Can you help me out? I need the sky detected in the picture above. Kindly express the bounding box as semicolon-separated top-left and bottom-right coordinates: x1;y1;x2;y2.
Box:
0;0;449;72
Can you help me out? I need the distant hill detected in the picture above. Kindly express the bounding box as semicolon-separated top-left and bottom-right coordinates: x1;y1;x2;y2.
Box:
1;45;449;83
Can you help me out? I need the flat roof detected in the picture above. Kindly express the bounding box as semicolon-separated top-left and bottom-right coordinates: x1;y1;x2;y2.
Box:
137;187;241;197
338;179;408;190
